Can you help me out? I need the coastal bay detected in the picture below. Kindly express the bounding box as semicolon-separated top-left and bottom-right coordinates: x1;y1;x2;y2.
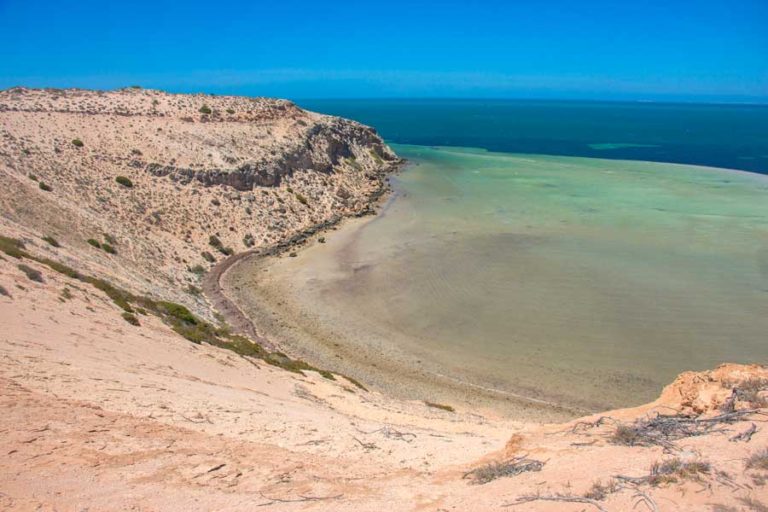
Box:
224;145;768;419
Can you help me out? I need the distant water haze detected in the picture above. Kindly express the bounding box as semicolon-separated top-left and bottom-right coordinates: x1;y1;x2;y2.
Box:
254;144;768;413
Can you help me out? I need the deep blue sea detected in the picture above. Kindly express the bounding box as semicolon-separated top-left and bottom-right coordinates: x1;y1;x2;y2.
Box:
298;99;768;174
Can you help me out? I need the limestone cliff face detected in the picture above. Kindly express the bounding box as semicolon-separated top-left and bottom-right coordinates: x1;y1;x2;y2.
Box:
135;116;396;190
0;87;401;314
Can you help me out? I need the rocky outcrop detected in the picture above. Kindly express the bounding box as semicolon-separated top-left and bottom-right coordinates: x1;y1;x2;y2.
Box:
132;117;397;190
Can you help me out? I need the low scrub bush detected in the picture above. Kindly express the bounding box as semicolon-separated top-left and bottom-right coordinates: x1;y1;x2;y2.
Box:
747;448;768;471
39;182;52;192
18;264;43;282
0;236;26;258
122;312;140;326
115;176;134;188
648;458;710;486
42;236;60;247
425;401;455;412
71;138;84;147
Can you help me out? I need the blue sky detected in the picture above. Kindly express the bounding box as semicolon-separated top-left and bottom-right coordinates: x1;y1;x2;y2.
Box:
0;0;766;101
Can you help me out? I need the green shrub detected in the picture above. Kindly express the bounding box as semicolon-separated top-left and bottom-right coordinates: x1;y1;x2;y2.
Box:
122;312;140;326
190;264;206;274
295;193;308;205
115;176;134;188
39;182;52;192
208;235;222;248
187;284;202;295
28;174;38;181
101;243;116;254
199;105;212;115
0;236;27;259
425;401;455;412
157;301;198;325
72;139;84;147
42;236;60;248
18;264;43;282
87;238;101;248
201;251;215;263
87;278;134;312
369;148;384;165
226;108;235;114
0;284;9;297
318;237;326;244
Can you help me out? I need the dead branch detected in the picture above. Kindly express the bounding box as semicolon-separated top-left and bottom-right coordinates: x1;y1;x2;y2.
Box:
256;492;343;506
352;436;378;450
729;423;758;443
631;488;659;512
464;456;544;485
505;494;608;511
356;426;417;442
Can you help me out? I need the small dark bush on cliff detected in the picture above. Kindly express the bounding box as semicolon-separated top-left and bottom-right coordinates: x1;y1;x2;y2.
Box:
116;176;134;188
209;235;222;248
72;139;84;147
39;182;52;192
42;236;60;248
122;312;140;326
18;264;43;282
199;105;212;115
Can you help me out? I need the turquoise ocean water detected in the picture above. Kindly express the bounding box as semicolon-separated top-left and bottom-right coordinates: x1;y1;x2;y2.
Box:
266;100;768;412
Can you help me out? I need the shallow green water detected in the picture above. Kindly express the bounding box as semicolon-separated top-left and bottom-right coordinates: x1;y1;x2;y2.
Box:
268;146;768;411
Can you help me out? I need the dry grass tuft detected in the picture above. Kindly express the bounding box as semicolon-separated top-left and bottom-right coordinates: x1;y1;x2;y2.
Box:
739;496;768;512
746;448;768;471
647;458;710;486
583;479;618;501
464;456;544;485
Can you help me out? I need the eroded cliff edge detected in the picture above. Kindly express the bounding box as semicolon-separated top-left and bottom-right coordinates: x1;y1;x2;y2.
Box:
0;87;401;316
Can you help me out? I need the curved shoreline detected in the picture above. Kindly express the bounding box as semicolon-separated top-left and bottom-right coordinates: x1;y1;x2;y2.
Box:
202;159;406;354
208;157;587;422
208;147;768;423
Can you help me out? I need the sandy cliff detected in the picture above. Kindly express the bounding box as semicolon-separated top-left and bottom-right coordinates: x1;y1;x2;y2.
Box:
0;88;766;511
0;87;399;317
